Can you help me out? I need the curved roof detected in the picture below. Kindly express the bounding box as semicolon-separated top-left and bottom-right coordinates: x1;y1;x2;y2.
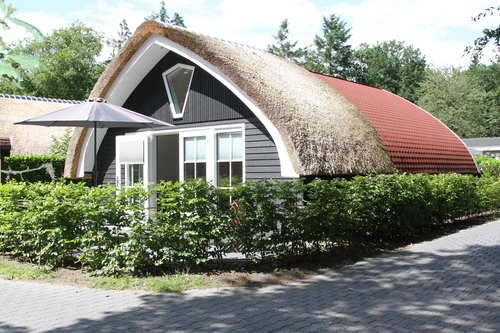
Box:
315;73;478;173
65;21;395;178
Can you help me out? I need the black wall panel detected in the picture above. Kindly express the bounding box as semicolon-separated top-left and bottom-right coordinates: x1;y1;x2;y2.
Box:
122;51;253;124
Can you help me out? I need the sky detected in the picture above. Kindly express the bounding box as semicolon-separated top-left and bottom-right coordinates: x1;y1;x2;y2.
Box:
3;0;499;67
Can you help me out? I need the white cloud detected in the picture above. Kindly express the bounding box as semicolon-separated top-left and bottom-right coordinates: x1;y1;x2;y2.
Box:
325;0;499;66
3;0;499;67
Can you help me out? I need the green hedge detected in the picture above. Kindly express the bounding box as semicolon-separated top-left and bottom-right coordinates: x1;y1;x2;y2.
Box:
4;155;66;182
1;173;499;275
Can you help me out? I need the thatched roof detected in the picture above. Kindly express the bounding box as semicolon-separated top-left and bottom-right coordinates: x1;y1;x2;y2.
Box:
0;96;76;155
66;21;395;178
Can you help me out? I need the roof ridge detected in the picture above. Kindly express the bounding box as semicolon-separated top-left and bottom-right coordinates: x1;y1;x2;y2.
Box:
0;94;82;104
157;21;264;52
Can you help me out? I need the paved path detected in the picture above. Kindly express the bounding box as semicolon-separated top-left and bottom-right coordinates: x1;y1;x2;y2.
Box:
1;220;500;333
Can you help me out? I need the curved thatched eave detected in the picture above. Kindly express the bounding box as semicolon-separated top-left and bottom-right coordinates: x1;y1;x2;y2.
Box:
65;21;395;178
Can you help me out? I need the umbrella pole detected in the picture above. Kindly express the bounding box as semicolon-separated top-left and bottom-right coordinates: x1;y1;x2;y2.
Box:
93;123;98;187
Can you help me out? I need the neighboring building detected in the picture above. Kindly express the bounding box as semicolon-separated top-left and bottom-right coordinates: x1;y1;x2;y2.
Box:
462;137;500;158
64;21;478;188
0;95;77;155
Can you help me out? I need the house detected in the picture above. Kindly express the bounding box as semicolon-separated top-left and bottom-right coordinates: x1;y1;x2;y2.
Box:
63;21;478;188
462;137;500;159
0;94;77;156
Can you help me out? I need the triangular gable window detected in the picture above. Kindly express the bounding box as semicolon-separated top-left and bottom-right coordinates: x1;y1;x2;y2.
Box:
162;64;194;119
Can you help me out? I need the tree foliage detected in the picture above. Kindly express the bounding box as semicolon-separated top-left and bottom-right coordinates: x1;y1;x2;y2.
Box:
417;66;500;138
354;40;427;103
0;0;46;87
171;12;186;28
0;21;105;100
267;19;304;65
304;14;356;80
145;1;186;28
466;6;500;61
106;19;131;59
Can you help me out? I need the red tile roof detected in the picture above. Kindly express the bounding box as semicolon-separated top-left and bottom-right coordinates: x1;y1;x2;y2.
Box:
314;73;479;174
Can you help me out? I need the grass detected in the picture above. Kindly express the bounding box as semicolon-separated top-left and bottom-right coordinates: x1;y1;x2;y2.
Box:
90;269;206;292
0;261;54;280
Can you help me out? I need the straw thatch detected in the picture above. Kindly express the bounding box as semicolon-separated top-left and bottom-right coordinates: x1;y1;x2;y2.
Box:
0;97;74;155
66;21;395;178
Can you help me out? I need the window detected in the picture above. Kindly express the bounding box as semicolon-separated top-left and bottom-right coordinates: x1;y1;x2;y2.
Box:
116;138;145;190
125;164;143;188
163;64;195;119
217;133;243;187
184;136;206;181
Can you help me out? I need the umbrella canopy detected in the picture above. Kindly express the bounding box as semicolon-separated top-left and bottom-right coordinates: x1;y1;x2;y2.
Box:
15;98;173;186
15;98;173;128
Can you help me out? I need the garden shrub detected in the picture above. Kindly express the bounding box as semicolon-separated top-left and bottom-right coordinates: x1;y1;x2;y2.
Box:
4;154;66;182
476;154;500;178
0;172;498;274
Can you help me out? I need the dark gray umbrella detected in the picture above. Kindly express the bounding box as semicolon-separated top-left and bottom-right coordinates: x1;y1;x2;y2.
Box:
16;98;173;186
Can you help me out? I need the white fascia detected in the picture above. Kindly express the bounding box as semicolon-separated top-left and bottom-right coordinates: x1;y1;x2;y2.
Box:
76;41;170;178
81;34;298;178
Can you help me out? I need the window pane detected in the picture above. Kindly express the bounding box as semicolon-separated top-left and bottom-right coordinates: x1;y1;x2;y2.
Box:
166;67;193;114
196;137;206;161
231;161;243;185
218;161;230;187
218;134;230;160
231;133;243;160
185;163;195;181
196;162;206;180
184;137;195;162
132;164;143;184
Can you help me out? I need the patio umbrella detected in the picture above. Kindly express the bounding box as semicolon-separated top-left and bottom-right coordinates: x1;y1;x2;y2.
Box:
15;98;173;186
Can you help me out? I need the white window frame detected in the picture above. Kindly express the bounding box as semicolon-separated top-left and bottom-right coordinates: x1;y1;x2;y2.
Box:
116;124;245;197
116;135;148;190
162;63;195;119
179;130;213;183
215;131;244;188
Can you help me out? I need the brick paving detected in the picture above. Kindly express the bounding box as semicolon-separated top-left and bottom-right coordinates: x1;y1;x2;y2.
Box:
1;220;500;332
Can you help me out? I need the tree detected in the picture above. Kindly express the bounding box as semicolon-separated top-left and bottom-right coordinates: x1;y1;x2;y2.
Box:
145;1;187;28
267;19;304;65
304;14;356;80
171;12;186;28
106;19;131;58
0;21;106;101
50;127;72;157
417;66;500;138
354;40;427;103
0;0;46;87
465;6;500;61
145;0;169;23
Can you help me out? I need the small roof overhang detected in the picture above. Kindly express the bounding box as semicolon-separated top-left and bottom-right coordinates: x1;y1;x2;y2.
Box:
0;137;11;150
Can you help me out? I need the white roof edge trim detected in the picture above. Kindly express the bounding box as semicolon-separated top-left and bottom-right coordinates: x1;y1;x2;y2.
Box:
102;34;298;178
76;128;108;178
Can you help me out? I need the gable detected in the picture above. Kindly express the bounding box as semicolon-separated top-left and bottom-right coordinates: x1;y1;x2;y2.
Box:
122;51;254;124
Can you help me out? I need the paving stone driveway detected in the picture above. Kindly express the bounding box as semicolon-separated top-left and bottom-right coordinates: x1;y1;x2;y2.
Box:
1;220;500;333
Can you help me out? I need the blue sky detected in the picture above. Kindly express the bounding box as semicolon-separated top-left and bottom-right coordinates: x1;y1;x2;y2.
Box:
5;0;499;67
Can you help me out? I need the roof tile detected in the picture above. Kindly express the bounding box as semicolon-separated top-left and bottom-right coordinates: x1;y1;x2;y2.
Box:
315;73;478;174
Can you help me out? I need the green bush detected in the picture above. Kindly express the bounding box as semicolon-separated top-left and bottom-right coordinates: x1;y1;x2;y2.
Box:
4;154;66;182
476;154;500;178
0;172;498;274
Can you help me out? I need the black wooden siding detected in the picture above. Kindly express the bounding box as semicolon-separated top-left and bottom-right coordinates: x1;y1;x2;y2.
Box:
96;51;293;185
245;118;291;181
122;51;253;124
